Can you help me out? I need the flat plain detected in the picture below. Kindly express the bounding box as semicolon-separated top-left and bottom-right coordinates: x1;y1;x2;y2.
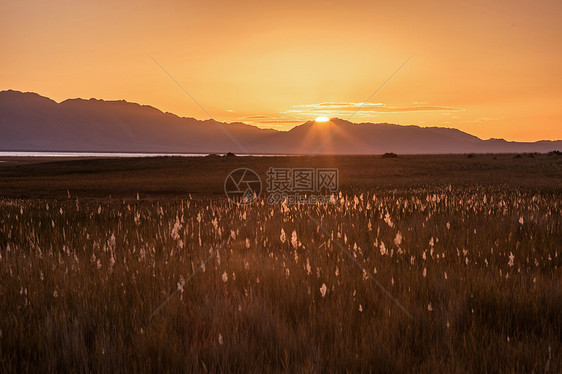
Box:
0;154;561;372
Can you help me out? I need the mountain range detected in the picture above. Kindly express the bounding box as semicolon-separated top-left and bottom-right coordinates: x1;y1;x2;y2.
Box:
1;90;560;154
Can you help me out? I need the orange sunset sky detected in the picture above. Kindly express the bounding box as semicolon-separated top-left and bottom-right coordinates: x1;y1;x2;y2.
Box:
2;0;561;141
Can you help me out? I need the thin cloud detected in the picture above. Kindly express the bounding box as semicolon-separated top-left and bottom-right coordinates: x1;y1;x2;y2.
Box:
241;115;272;119
285;102;461;115
238;115;305;125
462;117;503;123
292;102;384;109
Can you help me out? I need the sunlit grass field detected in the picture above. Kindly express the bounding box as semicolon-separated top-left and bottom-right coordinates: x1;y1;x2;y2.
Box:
0;155;561;372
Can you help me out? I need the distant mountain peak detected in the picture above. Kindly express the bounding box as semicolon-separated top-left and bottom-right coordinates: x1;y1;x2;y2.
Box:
0;90;560;154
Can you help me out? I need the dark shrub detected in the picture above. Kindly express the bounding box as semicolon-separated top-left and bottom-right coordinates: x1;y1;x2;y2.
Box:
382;152;398;159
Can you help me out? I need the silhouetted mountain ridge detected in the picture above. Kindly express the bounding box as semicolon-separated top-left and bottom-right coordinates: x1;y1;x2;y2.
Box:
1;90;560;154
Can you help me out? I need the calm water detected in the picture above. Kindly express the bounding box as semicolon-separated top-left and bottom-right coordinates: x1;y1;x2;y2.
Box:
0;151;286;158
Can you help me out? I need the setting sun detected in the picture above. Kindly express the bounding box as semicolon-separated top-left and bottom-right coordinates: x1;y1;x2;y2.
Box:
315;116;330;123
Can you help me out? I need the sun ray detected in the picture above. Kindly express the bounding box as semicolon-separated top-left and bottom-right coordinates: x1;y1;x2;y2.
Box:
315;116;330;123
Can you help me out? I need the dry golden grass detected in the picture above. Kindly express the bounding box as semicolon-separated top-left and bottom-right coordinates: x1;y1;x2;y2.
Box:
0;155;561;372
0;184;560;372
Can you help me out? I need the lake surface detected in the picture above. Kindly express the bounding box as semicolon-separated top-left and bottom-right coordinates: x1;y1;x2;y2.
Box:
0;151;286;158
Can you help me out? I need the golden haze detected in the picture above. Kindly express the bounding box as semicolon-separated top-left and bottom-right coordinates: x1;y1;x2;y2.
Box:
2;0;561;141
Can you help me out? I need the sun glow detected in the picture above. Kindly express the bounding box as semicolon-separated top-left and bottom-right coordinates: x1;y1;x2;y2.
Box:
315;116;330;123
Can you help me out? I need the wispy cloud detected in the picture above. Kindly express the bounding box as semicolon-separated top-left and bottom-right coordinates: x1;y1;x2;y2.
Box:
285;102;461;116
291;102;384;110
236;102;463;130
461;117;503;123
237;115;305;127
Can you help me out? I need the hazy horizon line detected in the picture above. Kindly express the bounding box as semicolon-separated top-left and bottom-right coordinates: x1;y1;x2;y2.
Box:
2;89;561;143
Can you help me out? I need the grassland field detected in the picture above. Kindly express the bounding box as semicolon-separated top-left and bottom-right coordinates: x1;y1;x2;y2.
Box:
0;153;561;372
